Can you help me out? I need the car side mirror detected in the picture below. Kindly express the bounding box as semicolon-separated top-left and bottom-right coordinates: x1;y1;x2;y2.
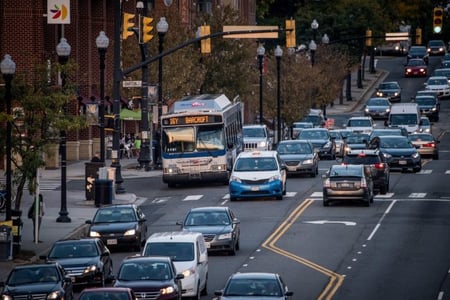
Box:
85;220;92;224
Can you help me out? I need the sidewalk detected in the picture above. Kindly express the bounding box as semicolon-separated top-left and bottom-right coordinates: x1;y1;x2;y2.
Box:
0;67;386;280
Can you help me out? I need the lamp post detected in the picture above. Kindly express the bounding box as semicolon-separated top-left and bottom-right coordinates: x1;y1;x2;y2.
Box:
309;40;317;66
311;19;319;42
322;34;329;45
1;54;15;222
56;37;71;223
275;45;283;145
157;17;168;160
96;31;109;163
257;44;265;124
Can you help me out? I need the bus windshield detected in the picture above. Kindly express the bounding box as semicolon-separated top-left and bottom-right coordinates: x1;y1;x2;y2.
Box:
163;125;224;153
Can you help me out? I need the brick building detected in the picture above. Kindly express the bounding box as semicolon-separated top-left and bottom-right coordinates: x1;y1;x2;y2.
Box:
1;0;256;168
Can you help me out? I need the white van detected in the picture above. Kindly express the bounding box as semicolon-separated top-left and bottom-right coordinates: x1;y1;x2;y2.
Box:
142;231;208;298
386;103;421;133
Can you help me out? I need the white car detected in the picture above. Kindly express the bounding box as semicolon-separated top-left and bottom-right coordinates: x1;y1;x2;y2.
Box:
242;124;273;151
424;76;450;99
344;116;375;134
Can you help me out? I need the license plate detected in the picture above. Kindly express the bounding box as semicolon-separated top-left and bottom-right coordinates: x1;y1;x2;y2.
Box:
251;186;260;191
70;277;76;283
340;183;350;187
205;242;210;249
399;160;407;165
107;239;117;245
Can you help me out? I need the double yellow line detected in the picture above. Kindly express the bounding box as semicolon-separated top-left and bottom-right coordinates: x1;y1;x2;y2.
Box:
262;199;344;300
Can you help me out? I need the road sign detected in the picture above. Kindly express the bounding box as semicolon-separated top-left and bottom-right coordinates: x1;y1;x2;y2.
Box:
222;26;279;39
123;80;142;88
385;32;409;41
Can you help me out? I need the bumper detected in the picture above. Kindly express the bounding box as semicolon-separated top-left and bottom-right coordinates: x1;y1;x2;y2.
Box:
285;162;316;174
100;235;140;248
366;111;390;119
229;180;283;199
181;274;199;297
386;157;421;170
323;188;371;201
417;148;438;157
163;171;229;185
204;237;235;252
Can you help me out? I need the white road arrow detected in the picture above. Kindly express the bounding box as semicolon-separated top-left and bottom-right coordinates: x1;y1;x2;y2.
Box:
303;220;357;226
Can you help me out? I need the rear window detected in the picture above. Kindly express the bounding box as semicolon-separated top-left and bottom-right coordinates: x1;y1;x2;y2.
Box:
343;155;380;165
143;242;194;262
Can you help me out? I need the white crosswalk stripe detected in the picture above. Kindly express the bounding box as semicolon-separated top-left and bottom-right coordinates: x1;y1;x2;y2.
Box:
409;193;427;198
0;179;61;191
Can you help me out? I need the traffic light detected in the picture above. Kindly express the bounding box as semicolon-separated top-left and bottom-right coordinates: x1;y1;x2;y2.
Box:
285;19;296;48
433;7;444;34
122;12;135;40
415;28;422;45
141;16;154;43
104;114;115;131
365;29;372;47
200;25;211;54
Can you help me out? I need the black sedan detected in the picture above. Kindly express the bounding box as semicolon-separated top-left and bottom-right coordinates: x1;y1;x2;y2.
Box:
375;81;402;103
407;45;429;64
322;164;374;207
364;97;391;119
214;272;293;299
297;128;336;160
114;256;184;300
177;206;240;255
42;238;113;288
369;135;422;172
79;287;137;300
0;262;74;300
276;140;319;177
86;204;148;251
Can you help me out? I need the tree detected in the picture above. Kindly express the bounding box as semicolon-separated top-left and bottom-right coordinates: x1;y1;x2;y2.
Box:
0;61;87;211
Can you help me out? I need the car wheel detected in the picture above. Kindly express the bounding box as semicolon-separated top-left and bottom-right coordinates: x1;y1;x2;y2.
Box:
168;182;176;188
99;272;105;287
413;166;421;173
229;242;236;256
276;195;283;200
236;238;240;251
230;196;237;201
364;198;371;207
193;282;201;300
433;153;439;160
282;182;287;195
323;199;329;207
201;277;208;296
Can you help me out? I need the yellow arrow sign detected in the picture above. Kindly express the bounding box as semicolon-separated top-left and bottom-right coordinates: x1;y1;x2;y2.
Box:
223;26;279;39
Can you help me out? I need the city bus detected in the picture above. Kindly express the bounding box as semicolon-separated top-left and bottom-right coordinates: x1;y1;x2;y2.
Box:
160;94;243;187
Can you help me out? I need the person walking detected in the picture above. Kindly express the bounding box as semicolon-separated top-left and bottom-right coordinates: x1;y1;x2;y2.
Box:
27;194;45;243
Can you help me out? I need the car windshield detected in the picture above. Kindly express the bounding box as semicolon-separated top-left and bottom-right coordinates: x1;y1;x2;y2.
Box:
243;127;266;138
344;155;380;165
329;166;362;177
328;131;342;140
380;138;412;148
346;135;369;144
298;130;328;139
347;119;372;127
49;242;99;258
7;266;58;285
407;60;424;66
234;157;278;171
408;134;433;142
379;83;398;89
301;115;321;126
421;118;430;125
185;212;230;226
367;99;388;106
224;278;282;297
79;292;130;300
118;261;172;281
94;208;136;223
277;143;312;154
428;78;448;85
143;242;194;262
415;98;436;105
410;47;426;55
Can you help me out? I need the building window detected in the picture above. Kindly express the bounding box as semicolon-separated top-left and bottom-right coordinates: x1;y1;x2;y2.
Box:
198;0;212;14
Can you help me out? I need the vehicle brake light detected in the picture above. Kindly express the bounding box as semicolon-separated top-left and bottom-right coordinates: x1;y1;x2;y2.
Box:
374;163;385;169
360;178;367;188
423;142;435;148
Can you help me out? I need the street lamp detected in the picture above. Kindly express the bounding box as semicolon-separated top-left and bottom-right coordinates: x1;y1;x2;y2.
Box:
321;34;329;45
56;37;71;223
309;40;317;66
157;17;168;167
275;45;283;145
1;54;15;222
257;43;265;124
311;19;319;41
96;31;109;163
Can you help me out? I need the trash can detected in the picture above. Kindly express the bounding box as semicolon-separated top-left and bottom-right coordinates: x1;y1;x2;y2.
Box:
94;179;113;207
11;210;22;256
85;162;105;201
0;225;13;261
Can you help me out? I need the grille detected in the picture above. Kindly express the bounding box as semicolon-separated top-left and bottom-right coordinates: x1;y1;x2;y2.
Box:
285;161;300;166
65;266;86;276
13;294;47;300
244;142;258;150
203;234;215;242
241;179;268;184
135;291;161;300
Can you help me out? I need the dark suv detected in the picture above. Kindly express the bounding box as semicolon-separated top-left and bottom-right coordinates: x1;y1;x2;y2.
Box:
342;149;390;194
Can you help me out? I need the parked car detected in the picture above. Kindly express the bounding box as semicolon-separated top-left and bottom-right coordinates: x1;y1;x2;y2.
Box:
375;81;402;102
229;150;287;201
114;256;184;300
407;46;429;64
177;206;240;255
412;95;440;122
427;39;446;55
419;116;432;134
78;287;137;300
342;149;390;194
86;204;148;251
214;272;293;299
276;139;319;177
363;97;391;119
42;238;113;288
369;135;422;172
322;164;374;207
404;58;427;77
424;76;450;99
0;262;74;300
408;133;439;159
296;128;336;160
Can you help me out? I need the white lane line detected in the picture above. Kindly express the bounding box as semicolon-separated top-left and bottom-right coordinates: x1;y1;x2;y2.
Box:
182;195;203;201
367;200;397;241
417;170;432;174
445;170;450;174
409;193;427;198
310;192;323;198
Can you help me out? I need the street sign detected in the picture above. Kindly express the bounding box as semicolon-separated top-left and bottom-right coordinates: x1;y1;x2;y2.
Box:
385;32;409;41
123;80;142;88
222;26;279;39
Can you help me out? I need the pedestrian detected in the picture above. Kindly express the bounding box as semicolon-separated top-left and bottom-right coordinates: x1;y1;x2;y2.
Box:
27;194;45;243
133;135;141;158
91;151;101;162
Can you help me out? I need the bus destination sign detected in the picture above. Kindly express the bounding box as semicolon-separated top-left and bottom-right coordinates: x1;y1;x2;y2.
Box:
163;115;222;126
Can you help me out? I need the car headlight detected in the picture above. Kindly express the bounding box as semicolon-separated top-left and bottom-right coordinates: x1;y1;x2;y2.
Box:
47;291;61;300
89;231;101;238
268;174;281;182
412;152;420;159
230;175;242;183
258;141;268;147
302;159;313;165
394;92;399;96
432;107;437;111
386;108;390;113
364;108;369;113
83;265;97;274
323;141;332;149
376;91;383;96
182;267;195;278
161;286;176;295
382;152;392;159
124;229;136;236
1;295;13;300
218;232;232;240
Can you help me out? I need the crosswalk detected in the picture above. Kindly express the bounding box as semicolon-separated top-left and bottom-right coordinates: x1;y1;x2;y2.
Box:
0;179;61;191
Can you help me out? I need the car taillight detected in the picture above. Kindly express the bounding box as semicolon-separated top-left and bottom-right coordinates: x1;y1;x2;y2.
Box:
374;163;385;169
423;142;435;148
324;178;330;188
360;178;367;188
